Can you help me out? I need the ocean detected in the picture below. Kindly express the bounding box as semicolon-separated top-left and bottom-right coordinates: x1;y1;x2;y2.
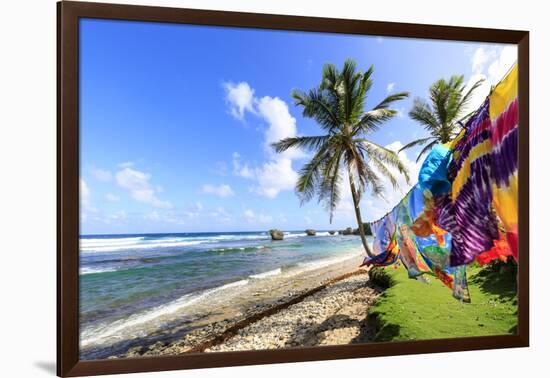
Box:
79;231;367;359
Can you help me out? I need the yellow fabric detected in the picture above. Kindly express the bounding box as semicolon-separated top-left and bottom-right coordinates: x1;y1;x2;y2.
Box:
451;140;492;200
492;174;518;230
489;64;518;121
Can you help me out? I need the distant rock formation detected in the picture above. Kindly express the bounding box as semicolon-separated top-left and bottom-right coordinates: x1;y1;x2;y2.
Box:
305;229;316;236
269;229;284;240
328;230;336;235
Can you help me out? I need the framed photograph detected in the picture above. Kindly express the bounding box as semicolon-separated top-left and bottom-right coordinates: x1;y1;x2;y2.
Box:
57;1;529;376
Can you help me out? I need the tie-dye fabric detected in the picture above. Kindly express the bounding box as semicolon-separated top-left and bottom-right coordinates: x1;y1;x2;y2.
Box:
489;65;519;261
437;99;500;266
364;63;518;300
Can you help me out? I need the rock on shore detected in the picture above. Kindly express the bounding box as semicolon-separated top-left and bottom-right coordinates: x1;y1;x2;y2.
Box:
269;229;284;240
305;229;316;236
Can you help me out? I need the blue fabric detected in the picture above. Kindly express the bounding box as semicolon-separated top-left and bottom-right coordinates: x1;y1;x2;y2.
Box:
418;144;452;195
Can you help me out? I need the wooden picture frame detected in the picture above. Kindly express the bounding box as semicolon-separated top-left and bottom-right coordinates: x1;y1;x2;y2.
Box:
57;1;529;376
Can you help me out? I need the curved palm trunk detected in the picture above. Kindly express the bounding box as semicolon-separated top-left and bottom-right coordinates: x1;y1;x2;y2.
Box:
348;170;374;257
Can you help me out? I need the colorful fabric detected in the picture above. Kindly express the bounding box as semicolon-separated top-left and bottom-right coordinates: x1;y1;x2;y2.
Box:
362;212;400;267
364;63;518;301
475;232;513;266
437;99;500;266
393;197;431;278
489;65;519;261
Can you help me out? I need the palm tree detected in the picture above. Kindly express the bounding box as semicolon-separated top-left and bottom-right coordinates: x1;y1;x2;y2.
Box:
400;75;484;162
272;59;410;257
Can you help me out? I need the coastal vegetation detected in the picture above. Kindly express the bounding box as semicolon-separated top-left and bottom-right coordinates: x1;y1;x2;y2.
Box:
273;59;410;257
399;75;485;161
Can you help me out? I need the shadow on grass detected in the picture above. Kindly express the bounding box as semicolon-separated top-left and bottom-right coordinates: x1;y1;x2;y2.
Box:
364;311;402;342
470;260;517;301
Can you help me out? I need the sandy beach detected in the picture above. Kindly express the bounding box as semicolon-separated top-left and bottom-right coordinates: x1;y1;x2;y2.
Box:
114;255;380;358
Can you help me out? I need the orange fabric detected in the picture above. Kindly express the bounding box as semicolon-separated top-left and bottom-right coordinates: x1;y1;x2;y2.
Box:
475;233;513;265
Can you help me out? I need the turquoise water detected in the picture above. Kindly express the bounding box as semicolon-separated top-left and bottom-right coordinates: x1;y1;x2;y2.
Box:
79;231;365;358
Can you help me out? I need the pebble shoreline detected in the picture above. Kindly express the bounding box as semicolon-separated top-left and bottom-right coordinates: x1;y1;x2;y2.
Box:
120;269;380;357
206;273;380;351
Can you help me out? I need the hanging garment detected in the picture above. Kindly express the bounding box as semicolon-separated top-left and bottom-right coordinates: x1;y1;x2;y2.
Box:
393;197;431;278
362;212;400;267
437;99;500;266
475;231;513;265
489;65;519;261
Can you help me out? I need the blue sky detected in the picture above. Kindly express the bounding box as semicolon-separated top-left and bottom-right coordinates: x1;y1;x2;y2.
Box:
79;18;516;235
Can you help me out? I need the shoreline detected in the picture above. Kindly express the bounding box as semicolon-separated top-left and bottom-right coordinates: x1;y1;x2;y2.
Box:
107;255;378;359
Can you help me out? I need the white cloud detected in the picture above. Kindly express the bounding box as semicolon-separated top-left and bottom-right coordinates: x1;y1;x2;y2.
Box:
487;45;517;84
462;73;491;118
201;184;235;198
105;193;120;202
386;82;395;93
253;157;298;198
80;178;97;222
257;97;298;153
223;83;303;198
464;45;517;117
471;47;496;74
91;168;112;182
115;167;172;208
223;82;255;120
232;152;254;178
80;179;91;207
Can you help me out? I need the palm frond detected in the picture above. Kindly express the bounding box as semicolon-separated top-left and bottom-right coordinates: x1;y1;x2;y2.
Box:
456;77;485;117
415;139;438;163
271;135;329;153
370;156;398;188
292;89;340;131
373;91;410;110
409;98;439;132
295;146;330;203
356;139;410;184
398;136;435;152
353;108;398;134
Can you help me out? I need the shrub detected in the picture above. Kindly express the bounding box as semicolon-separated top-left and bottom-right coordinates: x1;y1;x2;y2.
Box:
369;267;394;289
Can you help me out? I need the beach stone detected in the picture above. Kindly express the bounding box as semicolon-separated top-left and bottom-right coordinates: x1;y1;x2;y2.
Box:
269;229;284;240
305;229;316;236
329;231;336;235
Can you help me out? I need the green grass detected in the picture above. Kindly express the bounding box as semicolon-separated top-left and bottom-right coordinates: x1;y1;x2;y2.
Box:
368;261;518;341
